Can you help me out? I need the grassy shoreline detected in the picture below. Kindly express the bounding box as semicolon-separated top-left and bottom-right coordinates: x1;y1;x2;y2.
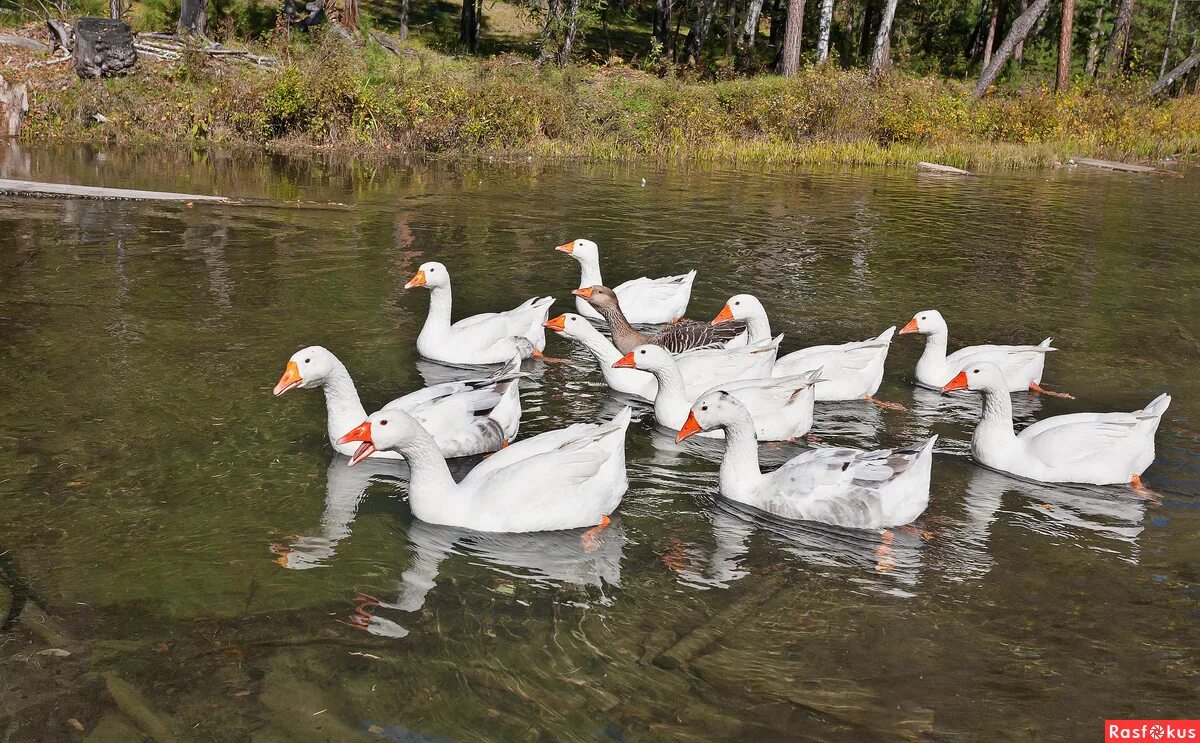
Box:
10;33;1200;169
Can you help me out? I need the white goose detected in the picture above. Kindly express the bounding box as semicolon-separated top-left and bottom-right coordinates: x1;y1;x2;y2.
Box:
338;407;632;532
677;392;937;529
544;313;779;402
713;294;896;404
273;346;523;459
900;309;1068;396
556;238;695;324
407;261;555;365
943;362;1170;487
614;344;822;440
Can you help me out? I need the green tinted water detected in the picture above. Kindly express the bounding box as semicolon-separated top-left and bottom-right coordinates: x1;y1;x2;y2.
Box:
1;146;1197;741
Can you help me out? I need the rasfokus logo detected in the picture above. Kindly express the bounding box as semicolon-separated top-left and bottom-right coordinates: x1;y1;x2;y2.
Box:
1106;721;1200;741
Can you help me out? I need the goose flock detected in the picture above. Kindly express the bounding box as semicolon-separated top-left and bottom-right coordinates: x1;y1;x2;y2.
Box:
274;239;1172;538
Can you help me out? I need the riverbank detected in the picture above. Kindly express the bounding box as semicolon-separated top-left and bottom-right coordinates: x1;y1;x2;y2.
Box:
8;32;1200;168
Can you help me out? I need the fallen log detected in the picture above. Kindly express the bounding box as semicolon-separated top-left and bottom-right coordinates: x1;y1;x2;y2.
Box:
1068;157;1159;173
917;161;972;175
0;33;51;52
654;575;785;670
0;177;229;202
47;19;74;52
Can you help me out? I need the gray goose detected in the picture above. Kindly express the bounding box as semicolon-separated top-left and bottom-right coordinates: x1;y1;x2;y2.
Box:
573;285;747;355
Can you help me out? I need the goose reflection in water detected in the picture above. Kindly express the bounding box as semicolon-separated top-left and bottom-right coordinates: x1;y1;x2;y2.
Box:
348;518;627;638
271;454;476;570
966;467;1147;562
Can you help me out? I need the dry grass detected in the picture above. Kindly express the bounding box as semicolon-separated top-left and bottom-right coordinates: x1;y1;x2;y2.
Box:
12;31;1200;168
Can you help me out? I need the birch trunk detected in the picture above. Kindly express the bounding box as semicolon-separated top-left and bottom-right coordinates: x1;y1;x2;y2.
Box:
1158;0;1179;78
740;0;766;51
816;0;834;62
868;0;898;75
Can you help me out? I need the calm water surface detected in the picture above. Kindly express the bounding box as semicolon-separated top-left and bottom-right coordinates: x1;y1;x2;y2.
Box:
1;146;1197;741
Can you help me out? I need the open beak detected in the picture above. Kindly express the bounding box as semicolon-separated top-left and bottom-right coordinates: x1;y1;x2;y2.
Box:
941;371;969;393
404;270;427;289
612;352;636;369
676;411;703;443
572;287;594;300
273;361;302;396
336;421;376;466
712;304;734;325
555;241;575;254
543;315;567;332
899;318;919;334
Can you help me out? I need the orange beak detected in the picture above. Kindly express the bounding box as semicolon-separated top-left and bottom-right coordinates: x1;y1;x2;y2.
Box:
273;361;302;396
612;352;636;369
941;371;969;393
543;315;567;332
404;270;427;289
899;318;920;334
336;421;376;466
676;411;703;443
555;241;575;254
713;304;734;325
572;287;594;300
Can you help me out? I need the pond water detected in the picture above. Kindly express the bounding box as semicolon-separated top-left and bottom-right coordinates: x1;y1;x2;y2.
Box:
1;145;1197;741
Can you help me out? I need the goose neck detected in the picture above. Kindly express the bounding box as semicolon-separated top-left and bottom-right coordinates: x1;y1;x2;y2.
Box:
421;284;454;337
718;418;764;502
575;256;603;288
394;429;459;511
745;314;772;343
321;362;369;447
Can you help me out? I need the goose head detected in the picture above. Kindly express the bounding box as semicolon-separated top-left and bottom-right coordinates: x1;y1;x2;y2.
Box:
676;391;749;442
273;346;339;396
543;312;596;340
405;261;450;290
713;293;766;325
900;309;947;335
555;238;599;264
336;408;424;466
612;344;674;373
572;284;619;312
941;361;1006;394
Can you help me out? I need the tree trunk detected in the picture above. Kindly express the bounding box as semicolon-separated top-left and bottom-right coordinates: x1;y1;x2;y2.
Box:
538;0;563;63
342;0;357;31
109;0;121;19
1014;0;1028;62
1084;0;1105;74
972;0;1051;97
868;0;898;75
460;0;479;51
687;0;722;63
558;0;582;64
1101;0;1134;76
726;0;740;56
1158;0;1179;78
858;0;878;60
654;0;674;52
398;0;410;39
982;0;1001;67
1150;47;1200;96
177;0;209;36
1055;0;1074;89
778;0;805;75
740;0;766;52
815;0;834;62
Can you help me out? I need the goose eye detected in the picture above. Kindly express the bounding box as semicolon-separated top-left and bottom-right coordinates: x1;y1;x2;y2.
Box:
734;301;740;306
380;420;388;426
701;405;708;411
304;358;310;364
920;315;926;320
972;369;979;374
639;349;646;355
